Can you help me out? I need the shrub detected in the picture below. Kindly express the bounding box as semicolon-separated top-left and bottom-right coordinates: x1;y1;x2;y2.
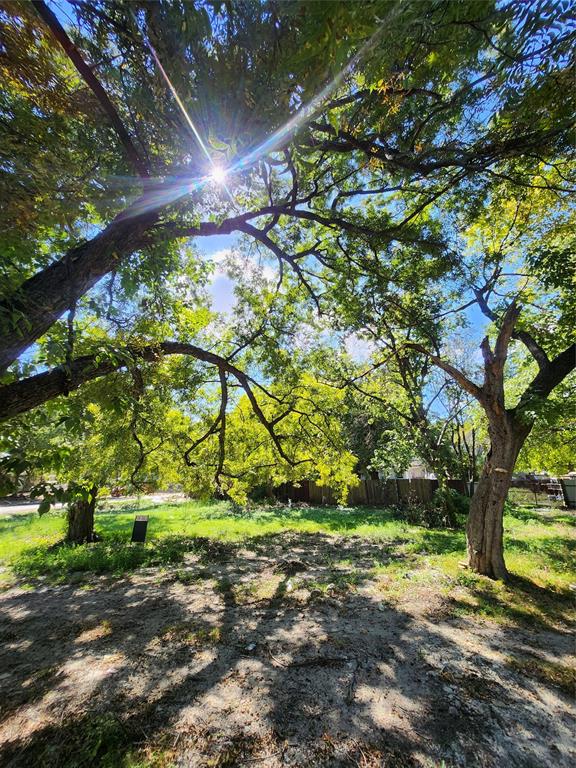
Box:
394;488;468;529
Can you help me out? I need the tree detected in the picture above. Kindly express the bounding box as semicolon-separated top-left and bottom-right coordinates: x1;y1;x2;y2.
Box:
0;372;186;542
1;1;574;573
0;333;359;540
405;176;576;577
245;1;576;575
2;0;573;377
322;266;477;490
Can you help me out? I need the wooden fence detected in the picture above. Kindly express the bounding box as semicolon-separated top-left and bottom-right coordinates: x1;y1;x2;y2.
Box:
275;478;470;506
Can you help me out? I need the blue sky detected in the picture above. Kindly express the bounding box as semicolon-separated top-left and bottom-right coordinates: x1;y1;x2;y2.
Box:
197;234;239;314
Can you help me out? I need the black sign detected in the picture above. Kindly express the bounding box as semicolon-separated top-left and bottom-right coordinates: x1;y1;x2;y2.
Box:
131;515;149;543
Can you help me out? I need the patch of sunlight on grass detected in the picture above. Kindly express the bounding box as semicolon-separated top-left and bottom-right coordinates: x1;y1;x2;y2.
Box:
0;511;66;564
447;566;574;629
232;573;285;603
368;505;575;624
1;501;573;606
10;710;178;768
95;501;418;544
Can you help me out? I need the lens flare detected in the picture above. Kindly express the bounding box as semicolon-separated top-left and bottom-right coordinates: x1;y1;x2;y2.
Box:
124;9;397;221
145;38;235;205
210;166;228;185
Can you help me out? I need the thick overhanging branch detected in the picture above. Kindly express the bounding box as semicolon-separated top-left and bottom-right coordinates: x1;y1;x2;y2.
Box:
0;202;297;374
515;343;576;415
168;203;413;244
32;1;150;179
0;201;159;374
0;190;422;375
0;341;303;469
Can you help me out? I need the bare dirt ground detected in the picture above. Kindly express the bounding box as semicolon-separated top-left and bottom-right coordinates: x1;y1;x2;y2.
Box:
0;532;574;767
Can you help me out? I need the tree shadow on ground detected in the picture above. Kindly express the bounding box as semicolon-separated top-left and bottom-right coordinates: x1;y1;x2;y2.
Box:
0;532;573;767
449;570;574;633
505;533;575;563
410;529;465;554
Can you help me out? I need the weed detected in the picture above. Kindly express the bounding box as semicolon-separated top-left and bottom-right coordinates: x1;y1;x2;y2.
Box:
161;622;222;645
507;653;575;696
12;536;192;581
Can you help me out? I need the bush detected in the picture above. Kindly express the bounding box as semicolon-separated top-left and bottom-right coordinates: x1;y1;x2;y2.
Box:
394;487;469;529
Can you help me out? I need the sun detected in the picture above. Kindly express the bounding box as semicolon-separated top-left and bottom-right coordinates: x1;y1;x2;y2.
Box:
210;165;227;185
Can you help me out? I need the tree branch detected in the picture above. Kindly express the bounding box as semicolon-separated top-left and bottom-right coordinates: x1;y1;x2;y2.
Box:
0;341;307;469
474;286;550;370
32;0;150;179
0;201;292;374
0;200;159;374
515;343;576;414
493;300;521;366
405;343;485;403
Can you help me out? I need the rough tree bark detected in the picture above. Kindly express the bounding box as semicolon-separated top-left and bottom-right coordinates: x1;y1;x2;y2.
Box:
66;485;98;544
0;205;158;374
409;304;575;580
466;411;531;579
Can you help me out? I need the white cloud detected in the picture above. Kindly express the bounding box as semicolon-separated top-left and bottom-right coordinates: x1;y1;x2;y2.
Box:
344;333;376;362
204;248;278;315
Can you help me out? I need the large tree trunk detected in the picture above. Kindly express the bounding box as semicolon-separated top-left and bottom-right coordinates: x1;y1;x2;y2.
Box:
0;205;157;374
466;414;530;579
66;486;98;544
410;303;575;580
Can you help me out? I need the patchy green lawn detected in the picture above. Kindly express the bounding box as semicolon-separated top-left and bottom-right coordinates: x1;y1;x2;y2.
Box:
1;500;573;607
2;500;433;573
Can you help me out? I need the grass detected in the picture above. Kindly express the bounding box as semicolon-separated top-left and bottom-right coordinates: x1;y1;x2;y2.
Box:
0;500;574;630
0;500;408;561
506;652;575;696
0;501;416;584
160;621;223;646
1;711;177;768
0;502;573;768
